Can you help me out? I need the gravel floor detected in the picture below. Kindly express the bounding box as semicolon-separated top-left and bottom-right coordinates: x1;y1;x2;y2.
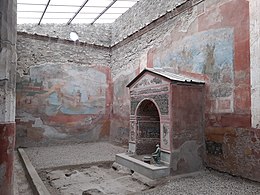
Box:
23;142;260;195
139;170;260;195
24;142;126;169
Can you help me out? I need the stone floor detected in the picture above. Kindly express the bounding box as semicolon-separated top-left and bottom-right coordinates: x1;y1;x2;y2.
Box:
41;163;149;195
14;142;260;195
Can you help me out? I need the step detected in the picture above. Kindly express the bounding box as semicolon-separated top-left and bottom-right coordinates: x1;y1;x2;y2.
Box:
115;153;170;180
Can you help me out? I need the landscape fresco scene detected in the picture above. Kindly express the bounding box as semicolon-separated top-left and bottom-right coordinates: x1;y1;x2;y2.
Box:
16;64;108;141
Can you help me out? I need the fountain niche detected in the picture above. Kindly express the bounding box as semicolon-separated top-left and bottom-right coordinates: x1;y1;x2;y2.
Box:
135;99;160;155
116;68;205;179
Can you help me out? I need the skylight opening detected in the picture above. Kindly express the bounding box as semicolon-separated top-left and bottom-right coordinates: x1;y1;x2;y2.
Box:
17;0;139;24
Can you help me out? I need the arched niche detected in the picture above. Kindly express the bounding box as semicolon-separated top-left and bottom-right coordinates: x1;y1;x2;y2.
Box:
135;99;160;155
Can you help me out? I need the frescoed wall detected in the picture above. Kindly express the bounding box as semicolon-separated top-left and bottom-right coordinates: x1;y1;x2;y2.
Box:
147;0;257;182
151;28;234;113
16;0;259;182
111;0;259;182
16;63;111;146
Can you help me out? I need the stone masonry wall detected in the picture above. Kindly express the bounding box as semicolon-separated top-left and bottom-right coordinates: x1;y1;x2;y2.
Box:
17;33;110;76
16;34;112;147
112;0;188;44
17;23;112;46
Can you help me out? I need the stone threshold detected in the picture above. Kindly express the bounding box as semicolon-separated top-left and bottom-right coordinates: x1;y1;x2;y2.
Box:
17;148;51;195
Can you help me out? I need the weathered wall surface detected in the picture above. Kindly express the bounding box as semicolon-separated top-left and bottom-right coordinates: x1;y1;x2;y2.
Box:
151;27;235;115
110;0;203;145
112;0;188;44
111;0;259;181
171;84;205;174
16;34;112;146
0;0;17;194
250;0;260;129
17;24;111;46
16;33;110;76
15;0;259;182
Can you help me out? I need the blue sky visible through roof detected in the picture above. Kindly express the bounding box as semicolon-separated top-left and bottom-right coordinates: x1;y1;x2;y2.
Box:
17;0;139;24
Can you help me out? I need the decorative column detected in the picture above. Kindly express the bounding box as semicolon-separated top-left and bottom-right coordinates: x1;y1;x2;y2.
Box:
250;0;260;129
0;0;17;194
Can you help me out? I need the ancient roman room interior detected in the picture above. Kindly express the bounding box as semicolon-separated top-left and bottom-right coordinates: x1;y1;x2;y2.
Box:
0;0;260;194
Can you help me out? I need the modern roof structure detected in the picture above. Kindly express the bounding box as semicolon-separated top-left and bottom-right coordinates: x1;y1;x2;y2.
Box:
17;0;139;24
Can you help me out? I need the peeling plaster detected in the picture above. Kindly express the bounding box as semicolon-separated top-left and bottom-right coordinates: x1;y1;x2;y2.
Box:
32;118;67;138
250;0;260;129
7;136;13;145
0;163;6;184
139;51;149;71
17;112;67;139
204;7;223;24
171;140;203;172
16;111;35;122
113;65;136;82
178;7;197;33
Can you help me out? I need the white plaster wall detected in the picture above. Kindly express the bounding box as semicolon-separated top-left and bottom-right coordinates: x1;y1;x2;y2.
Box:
250;0;260;128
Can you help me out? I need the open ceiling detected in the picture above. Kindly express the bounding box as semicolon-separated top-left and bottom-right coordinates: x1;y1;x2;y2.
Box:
17;0;139;25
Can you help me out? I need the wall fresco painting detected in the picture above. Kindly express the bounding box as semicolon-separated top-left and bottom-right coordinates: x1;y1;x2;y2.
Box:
129;120;136;142
161;123;170;151
16;64;108;141
133;74;167;89
154;28;234;75
153;28;234;100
